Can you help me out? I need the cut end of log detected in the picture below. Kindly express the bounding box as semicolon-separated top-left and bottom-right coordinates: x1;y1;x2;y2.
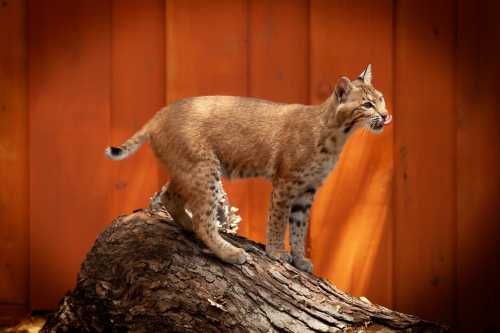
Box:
40;209;451;333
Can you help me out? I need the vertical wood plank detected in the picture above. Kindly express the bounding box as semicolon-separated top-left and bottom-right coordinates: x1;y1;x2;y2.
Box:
165;0;250;235
309;0;394;306
456;0;500;331
0;0;29;310
0;304;29;326
247;0;309;244
29;0;112;309
393;0;456;323
110;0;165;219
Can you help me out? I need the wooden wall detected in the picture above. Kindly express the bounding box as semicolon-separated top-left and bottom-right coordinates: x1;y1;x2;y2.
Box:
455;1;500;330
27;0;166;312
393;0;457;322
0;0;29;324
1;0;499;331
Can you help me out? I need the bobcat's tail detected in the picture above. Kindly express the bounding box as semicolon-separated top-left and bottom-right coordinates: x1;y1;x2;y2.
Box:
105;126;150;161
106;109;165;160
106;109;164;160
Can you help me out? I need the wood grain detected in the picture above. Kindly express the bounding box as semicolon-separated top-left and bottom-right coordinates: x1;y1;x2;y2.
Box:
29;0;112;309
109;0;165;219
393;0;456;323
41;209;450;333
0;0;28;306
309;0;394;307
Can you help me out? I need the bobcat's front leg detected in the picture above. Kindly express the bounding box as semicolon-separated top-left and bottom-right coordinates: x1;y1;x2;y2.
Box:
289;187;316;272
266;182;293;263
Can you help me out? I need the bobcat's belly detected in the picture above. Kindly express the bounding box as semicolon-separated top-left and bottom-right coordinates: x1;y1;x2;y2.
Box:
222;164;272;180
217;145;274;181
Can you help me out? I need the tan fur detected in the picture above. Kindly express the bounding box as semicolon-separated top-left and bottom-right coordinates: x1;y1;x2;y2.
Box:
106;65;390;272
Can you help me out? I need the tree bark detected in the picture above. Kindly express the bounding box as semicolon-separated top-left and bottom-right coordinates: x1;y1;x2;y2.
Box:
41;207;450;333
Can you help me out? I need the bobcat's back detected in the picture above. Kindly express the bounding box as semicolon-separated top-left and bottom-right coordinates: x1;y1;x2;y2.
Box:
151;96;322;179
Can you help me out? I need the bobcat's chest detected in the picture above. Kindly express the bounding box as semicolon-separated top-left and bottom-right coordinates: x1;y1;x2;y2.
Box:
301;133;345;185
299;152;340;188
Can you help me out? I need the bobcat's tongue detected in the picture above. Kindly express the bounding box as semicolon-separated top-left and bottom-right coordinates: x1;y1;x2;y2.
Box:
384;114;392;125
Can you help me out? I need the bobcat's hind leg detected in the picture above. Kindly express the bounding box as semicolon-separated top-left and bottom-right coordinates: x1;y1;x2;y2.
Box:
160;180;193;232
183;166;249;265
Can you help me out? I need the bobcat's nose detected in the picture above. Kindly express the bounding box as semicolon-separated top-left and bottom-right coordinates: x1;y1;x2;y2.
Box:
382;113;392;125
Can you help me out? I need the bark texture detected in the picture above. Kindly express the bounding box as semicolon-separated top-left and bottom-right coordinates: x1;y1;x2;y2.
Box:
41;209;450;333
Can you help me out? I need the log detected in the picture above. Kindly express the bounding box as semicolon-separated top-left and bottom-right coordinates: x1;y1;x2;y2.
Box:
41;204;450;332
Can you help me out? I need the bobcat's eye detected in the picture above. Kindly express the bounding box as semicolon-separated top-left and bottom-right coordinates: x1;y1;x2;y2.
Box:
362;101;374;108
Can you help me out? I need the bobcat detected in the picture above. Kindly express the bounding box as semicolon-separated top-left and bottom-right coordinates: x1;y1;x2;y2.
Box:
105;65;391;272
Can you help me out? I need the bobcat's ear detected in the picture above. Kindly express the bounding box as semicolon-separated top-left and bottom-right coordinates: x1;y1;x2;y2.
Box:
358;64;372;84
335;76;352;102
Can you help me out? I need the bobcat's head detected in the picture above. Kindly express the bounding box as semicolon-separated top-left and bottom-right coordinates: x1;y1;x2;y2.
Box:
333;64;392;134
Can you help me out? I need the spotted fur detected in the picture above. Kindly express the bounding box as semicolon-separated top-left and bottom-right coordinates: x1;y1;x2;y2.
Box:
105;65;391;272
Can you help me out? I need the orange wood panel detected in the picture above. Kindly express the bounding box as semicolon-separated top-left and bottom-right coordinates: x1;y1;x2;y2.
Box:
29;0;112;309
309;0;394;307
393;0;456;324
456;0;500;331
0;0;29;308
0;304;29;326
109;0;165;219
165;0;251;235
247;0;309;244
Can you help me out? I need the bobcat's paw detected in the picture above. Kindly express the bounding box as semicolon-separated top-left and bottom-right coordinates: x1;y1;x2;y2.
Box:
221;247;249;265
292;256;313;273
266;246;292;263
